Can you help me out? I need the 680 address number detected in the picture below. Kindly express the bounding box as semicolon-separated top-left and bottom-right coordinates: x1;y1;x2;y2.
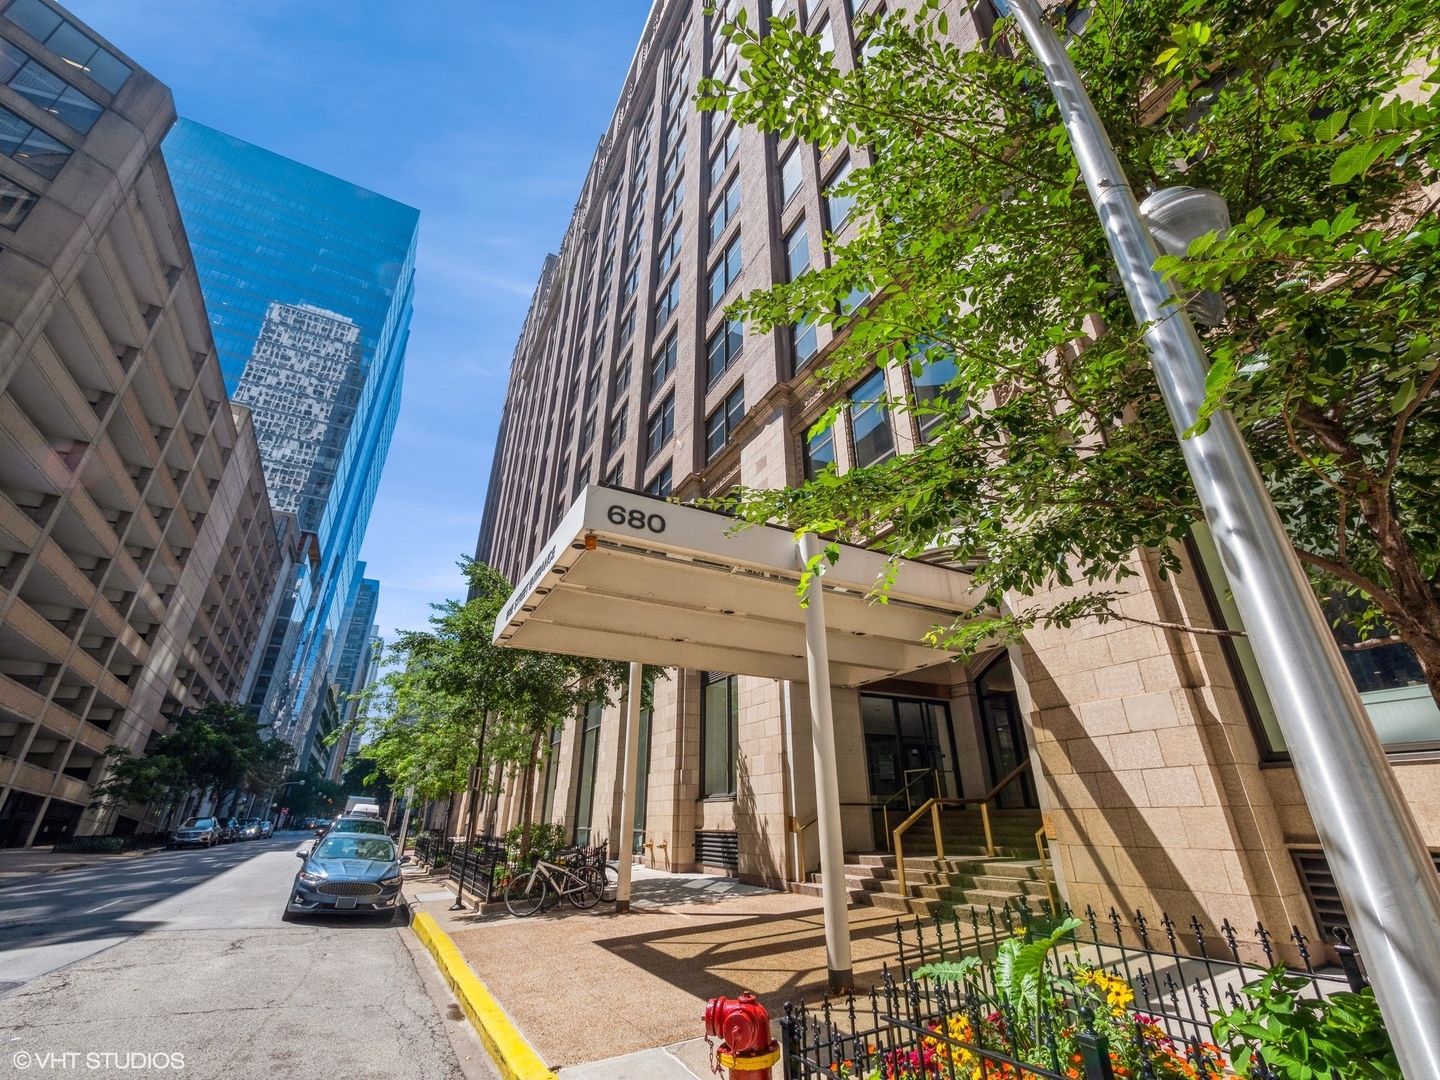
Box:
607;505;666;533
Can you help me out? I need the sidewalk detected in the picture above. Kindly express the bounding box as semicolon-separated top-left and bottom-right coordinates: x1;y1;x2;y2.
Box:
403;864;903;1071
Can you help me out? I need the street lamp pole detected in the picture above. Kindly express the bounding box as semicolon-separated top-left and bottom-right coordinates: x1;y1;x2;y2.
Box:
1005;1;1440;1072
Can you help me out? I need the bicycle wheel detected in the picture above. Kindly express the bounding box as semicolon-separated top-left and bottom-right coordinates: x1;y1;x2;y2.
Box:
601;863;619;903
504;869;547;917
567;865;604;909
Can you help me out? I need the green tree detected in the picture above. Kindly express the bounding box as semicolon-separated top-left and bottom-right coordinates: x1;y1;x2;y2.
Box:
91;701;292;825
356;558;641;855
699;1;1440;698
277;768;346;820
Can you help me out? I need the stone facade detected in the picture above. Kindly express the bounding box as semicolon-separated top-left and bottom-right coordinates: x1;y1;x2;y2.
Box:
470;0;1440;945
0;0;284;845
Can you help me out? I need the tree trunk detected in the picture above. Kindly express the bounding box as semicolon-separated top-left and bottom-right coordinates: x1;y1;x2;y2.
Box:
1293;402;1440;707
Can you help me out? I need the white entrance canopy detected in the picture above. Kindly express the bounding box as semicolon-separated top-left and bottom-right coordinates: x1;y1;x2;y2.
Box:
493;486;981;687
494;484;982;990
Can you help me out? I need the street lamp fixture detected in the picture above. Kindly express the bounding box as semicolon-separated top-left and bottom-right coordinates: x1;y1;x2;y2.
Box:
1137;185;1230;326
1006;1;1440;1073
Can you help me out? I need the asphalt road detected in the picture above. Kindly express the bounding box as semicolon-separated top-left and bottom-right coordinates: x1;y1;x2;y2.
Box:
0;833;496;1080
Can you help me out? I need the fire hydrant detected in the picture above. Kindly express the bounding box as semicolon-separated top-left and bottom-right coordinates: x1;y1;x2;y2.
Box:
704;992;780;1079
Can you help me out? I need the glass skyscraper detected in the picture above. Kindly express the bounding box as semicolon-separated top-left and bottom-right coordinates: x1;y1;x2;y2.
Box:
163;118;418;768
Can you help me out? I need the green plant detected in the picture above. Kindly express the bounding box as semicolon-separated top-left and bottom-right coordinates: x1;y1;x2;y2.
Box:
700;0;1440;703
1213;968;1400;1080
503;820;569;863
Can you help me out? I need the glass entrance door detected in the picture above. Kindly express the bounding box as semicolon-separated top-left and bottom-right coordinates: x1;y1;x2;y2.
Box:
861;694;955;807
976;656;1037;809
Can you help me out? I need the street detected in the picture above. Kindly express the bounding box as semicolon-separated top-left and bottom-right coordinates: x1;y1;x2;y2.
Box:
0;834;496;1080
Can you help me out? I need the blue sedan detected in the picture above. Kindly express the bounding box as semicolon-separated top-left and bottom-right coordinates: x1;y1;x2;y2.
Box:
286;834;406;918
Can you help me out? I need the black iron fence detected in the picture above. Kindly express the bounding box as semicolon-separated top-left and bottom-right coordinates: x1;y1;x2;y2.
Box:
782;897;1370;1080
411;833;609;907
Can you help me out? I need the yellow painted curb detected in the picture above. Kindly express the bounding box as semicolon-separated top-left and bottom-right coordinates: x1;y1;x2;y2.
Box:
410;911;558;1080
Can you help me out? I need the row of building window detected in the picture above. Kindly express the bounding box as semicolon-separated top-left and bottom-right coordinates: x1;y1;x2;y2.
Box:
563;6;870;504
4;0;129;93
803;347;963;477
0;38;101;134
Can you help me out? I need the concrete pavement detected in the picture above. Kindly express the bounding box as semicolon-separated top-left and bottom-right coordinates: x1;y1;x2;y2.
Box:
0;832;497;1080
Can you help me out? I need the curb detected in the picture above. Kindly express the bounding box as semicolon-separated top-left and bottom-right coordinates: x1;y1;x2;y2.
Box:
410;911;558;1080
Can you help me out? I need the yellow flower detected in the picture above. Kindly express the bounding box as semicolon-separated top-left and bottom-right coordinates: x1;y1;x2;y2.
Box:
1077;967;1135;1014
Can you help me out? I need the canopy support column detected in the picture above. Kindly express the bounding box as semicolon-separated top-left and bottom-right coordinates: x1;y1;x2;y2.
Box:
614;660;644;914
799;532;852;993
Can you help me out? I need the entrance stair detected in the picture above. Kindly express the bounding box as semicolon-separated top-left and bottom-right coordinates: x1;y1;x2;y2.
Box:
795;808;1052;919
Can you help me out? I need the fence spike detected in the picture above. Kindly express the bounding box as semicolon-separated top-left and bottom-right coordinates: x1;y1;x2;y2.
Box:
1255;921;1274;966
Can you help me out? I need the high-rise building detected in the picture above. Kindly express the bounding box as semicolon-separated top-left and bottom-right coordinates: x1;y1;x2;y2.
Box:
323;572;377;780
0;0;285;845
475;0;1440;943
163;120;418;769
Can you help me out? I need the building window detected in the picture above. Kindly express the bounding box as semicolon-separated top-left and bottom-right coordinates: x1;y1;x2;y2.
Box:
583;367;602;410
780;147;804;206
541;723;564;823
709;124;739;187
841;283;869;316
793;317;818;370
701;672;739;797
574;458;591;494
661;136;686;191
785;219;810;281
705;383;745;460
706;318;743;386
621;263;639;301
0;40;103;134
580;411;596;451
659;178;684;231
709;0;739;75
645;462;673;497
0;175;38;230
804;423;836;479
572;701;603;845
709;177;740;246
910;339;961;442
604;459;625;487
618;307;635;346
613;354;632;397
817;18;836;56
3;0;131;92
646;393;675;461
651;334;678;392
708;234;742;309
608;410;628;454
0;103;70;179
849;369;895;467
657;222;683;278
826;159;856;231
655;274;681;330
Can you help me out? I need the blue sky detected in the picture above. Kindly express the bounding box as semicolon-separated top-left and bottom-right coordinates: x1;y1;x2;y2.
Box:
63;0;652;642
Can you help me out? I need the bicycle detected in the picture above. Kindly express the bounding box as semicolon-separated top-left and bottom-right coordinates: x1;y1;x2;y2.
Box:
504;853;605;916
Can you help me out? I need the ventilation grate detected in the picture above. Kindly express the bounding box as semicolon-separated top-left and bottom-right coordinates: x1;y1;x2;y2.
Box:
1292;846;1440;942
695;830;739;871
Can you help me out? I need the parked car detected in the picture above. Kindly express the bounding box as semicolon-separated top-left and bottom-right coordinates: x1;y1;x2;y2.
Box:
237;820;261;841
169;817;220;849
259;820;274;838
216;818;241;843
286;833;408;919
309;814;389;852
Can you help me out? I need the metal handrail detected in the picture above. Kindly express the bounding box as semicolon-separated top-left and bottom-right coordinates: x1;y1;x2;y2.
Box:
1035;825;1058;913
893;759;1034;896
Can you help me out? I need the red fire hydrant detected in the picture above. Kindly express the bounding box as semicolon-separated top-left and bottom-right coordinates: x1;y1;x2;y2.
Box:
704;992;780;1079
